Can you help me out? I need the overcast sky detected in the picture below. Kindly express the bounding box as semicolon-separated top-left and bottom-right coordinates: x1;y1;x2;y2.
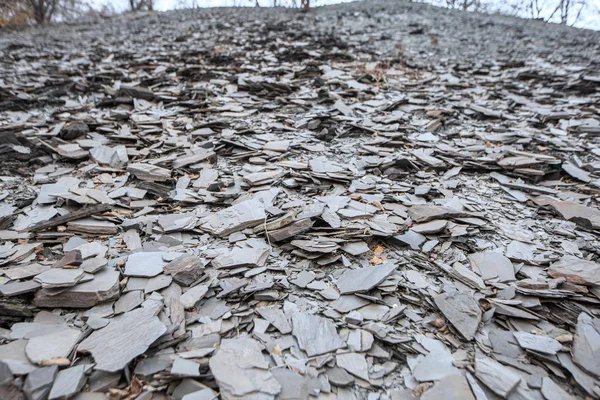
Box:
96;0;600;30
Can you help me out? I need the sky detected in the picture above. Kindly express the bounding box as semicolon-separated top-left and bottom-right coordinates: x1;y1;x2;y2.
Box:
96;0;600;30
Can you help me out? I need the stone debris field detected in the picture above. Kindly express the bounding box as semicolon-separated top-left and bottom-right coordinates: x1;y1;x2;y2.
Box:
1;1;600;399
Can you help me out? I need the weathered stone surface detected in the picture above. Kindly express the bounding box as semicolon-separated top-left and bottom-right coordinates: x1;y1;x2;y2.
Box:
78;307;167;372
421;375;475;400
336;263;397;294
48;365;86;400
468;251;515;282
336;353;369;381
0;340;37;375
34;266;120;308
572;313;600;377
211;248;269;269
550;201;600;230
124;252;169;277
200;197;268;237
548;255;600;286
291;312;344;357
513;332;562;355
24;366;58;400
164;255;205;286
127;163;170;181
475;351;521;398
256;306;292;334
209;337;281;398
434;291;481;340
25;327;82;364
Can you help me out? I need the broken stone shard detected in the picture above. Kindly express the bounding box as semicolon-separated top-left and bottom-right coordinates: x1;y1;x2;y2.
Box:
336;262;397;294
291;312;345;357
468;251;515;282
475;352;521;398
572;313;600;377
548;255;600;286
211;248;269;269
434;291;481;341
209;337;281;398
163;255;205;286
78;307;167;372
34;266;120;308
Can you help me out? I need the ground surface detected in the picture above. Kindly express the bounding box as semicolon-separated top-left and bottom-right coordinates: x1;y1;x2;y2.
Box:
1;1;600;400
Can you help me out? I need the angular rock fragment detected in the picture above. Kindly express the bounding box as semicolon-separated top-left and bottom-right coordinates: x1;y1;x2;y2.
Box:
475;352;520;398
256;306;292;334
336;353;369;381
24;366;58;400
127;163;170;182
336;262;396;294
548;255;600;286
513;332;562;355
164;255;205;286
78;307;167;372
212;248;269;269
124;252;169;277
48;365;86;400
550;201;600;230
25;327;82;365
209;337;281;398
434;291;481;340
291;312;344;357
407;205;461;223
572;313;600;377
468;251;515;282
200;197;267;237
421;375;475;400
34;266;120;308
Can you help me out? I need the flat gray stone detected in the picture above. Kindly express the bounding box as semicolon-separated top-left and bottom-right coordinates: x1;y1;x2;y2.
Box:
171;358;200;377
180;284;209;309
34;266;120;308
550;201;600;230
548;255;600;286
327;367;354;387
124;252;169;277
181;389;217;400
0;340;37;375
421;374;475;400
78;307;167;372
211;248;269;269
468;251;515;282
541;377;577;400
291;312;344;357
25;327;82;365
4;263;50;280
572;313;600;377
475;351;520;398
0;280;41;297
24;366;58;400
200;197;267;237
114;290;144;314
407;205;461;223
434;291;481;341
48;365;86;400
336;262;397;294
513;332;562;355
256;306;292;334
34;268;85;288
127;163;170;181
336;353;369;381
89;145;128;168
164;255;205;286
209;336;281;398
